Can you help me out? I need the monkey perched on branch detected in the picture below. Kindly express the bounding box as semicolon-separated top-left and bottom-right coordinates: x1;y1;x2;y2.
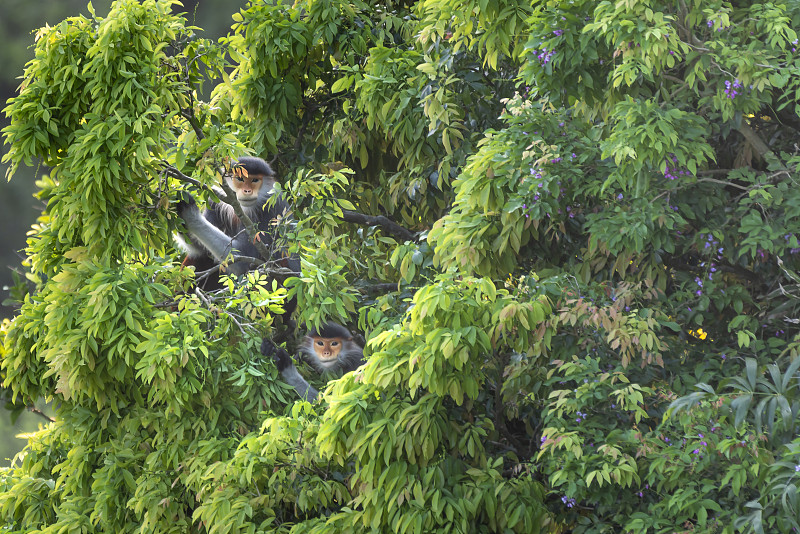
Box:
261;322;365;402
174;156;300;297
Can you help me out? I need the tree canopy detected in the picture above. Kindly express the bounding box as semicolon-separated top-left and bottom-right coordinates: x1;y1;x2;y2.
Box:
2;0;800;532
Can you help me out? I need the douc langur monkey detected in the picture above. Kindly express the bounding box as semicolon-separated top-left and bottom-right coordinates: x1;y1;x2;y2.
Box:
175;156;300;307
261;322;365;402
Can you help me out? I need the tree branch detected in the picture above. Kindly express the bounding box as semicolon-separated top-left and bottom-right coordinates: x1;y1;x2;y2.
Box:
663;253;760;284
355;282;402;294
28;405;55;423
339;210;415;242
163;164;214;193
181;109;205;140
737;122;781;166
695;177;750;190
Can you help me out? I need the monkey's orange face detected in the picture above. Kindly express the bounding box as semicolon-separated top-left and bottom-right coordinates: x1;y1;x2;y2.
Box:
228;171;269;208
313;337;342;367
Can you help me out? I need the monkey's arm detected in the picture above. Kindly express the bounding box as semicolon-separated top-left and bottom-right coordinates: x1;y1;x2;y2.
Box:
176;193;236;262
261;338;319;402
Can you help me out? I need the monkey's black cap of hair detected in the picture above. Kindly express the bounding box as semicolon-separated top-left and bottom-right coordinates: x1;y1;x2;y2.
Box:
235;156;274;177
309;322;353;339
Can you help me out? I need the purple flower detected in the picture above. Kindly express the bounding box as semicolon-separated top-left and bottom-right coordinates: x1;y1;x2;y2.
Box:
536;47;555;65
724;79;742;99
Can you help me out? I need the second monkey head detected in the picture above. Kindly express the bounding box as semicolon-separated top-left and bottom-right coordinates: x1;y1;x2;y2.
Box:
228;156;276;208
301;322;364;373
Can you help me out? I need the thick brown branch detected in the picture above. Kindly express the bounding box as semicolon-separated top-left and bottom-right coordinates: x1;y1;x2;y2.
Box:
663;254;760;284
356;282;402;294
737;122;780;165
340;210;415;242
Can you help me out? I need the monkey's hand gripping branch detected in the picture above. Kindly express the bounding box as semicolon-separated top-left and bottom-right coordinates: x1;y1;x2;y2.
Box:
261;338;319;402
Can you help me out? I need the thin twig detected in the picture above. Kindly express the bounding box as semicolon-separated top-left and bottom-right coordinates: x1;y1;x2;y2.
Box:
695;177;750;190
29;405;55;423
356;282;402;294
163;164;214;193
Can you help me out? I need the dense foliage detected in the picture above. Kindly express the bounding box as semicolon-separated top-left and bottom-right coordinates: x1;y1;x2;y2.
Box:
2;0;800;532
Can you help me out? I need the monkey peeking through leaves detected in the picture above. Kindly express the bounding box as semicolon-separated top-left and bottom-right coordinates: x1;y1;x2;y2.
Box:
261;322;365;402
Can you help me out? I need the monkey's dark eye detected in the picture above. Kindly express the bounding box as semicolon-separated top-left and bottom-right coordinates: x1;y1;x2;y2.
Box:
252;178;259;183
316;341;324;346
236;176;244;182
330;341;339;346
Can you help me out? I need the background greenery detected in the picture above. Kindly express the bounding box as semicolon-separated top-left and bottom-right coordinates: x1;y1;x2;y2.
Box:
0;0;246;466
